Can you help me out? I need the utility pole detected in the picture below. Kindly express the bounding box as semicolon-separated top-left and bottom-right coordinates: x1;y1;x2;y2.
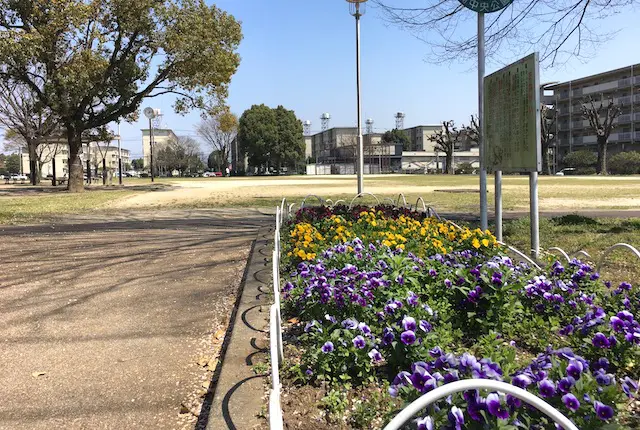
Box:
118;122;123;185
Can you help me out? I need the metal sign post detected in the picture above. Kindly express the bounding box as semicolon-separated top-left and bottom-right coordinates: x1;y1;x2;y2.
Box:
477;12;487;230
459;0;514;232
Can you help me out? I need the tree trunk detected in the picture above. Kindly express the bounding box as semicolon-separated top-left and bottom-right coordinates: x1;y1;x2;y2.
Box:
596;136;608;175
66;127;85;193
51;157;56;186
445;152;454;174
102;158;107;185
28;142;38;185
541;142;551;175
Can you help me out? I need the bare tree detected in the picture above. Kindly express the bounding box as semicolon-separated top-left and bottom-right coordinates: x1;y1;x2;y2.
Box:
5;130;67;180
465;115;479;146
541;104;556;175
581;95;621;175
197;112;238;171
373;0;628;67
0;81;58;184
156;136;203;176
428;121;463;174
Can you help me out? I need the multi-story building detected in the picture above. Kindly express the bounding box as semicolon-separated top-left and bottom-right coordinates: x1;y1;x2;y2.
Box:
141;128;178;168
307;127;400;174
305;124;480;174
403;125;442;151
545;64;640;161
20;142;131;177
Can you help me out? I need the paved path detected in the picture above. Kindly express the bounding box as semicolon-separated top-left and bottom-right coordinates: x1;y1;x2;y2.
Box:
0;209;269;429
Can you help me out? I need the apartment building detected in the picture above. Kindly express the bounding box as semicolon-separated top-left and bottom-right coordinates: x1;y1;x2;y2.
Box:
20;142;131;177
141;128;178;168
403;125;442;151
545;64;640;160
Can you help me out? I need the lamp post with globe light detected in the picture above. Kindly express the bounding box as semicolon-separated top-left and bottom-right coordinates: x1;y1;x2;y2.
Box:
143;107;157;183
347;0;367;194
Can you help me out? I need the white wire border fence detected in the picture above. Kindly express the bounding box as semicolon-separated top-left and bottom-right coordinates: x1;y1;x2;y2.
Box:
268;193;639;430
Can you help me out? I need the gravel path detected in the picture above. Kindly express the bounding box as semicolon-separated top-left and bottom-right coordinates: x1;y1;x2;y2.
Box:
0;209;269;429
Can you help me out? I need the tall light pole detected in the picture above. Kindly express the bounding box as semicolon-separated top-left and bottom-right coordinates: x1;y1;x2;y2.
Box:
117;122;123;185
143;107;157;183
347;0;367;194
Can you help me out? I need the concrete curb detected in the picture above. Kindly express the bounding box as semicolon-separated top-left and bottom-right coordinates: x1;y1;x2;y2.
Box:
198;226;272;430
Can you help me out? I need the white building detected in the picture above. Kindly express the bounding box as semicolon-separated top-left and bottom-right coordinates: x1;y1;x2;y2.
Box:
141;128;178;168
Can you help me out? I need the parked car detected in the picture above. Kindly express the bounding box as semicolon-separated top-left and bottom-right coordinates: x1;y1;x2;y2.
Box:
555;168;576;176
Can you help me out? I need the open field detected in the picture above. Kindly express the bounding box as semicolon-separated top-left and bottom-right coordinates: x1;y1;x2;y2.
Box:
1;174;639;223
113;174;640;212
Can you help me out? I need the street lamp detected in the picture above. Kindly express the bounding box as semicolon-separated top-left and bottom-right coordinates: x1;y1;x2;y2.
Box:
143;107;157;182
347;0;367;194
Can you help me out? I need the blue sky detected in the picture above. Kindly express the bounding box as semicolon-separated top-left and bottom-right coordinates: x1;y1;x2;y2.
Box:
116;0;640;158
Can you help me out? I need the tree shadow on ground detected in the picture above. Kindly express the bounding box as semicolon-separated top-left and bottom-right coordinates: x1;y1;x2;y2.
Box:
0;183;175;197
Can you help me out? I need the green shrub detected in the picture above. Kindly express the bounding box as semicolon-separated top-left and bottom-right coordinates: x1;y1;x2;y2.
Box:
563;150;597;168
455;162;475;174
574;166;597;175
608;151;640;175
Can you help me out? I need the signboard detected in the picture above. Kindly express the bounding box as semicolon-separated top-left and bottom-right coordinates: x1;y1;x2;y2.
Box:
458;0;513;13
483;52;541;173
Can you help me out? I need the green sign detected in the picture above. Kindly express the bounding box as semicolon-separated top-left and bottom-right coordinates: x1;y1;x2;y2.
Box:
483;52;541;173
458;0;514;13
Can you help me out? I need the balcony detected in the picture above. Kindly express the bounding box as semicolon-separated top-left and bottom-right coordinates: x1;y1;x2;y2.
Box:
617;114;632;124
635;113;640;122
559;123;570;131
571;121;584;129
635;131;640;141
619;78;632;88
635;94;640;103
572;88;583;97
583;81;619;95
619;132;633;141
619;96;632;105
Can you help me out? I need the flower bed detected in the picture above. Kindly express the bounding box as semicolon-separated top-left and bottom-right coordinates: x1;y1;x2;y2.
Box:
278;205;639;429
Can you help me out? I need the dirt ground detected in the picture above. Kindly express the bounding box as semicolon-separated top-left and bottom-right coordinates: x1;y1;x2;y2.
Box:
0;209;269;429
108;175;640;211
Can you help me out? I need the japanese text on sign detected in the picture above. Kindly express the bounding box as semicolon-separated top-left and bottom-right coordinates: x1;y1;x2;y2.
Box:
483;53;541;173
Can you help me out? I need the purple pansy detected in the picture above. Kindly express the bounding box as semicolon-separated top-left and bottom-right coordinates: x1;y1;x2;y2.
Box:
448;406;464;430
416;416;434;430
402;315;417;331
401;330;417;345
368;348;383;362
562;393;580;412
592;332;611;348
594;401;614;421
352;335;366;349
321;341;334;353
538;379;556;398
486;393;509;419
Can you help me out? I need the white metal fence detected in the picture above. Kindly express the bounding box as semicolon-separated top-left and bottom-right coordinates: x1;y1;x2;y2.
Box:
267;194;639;429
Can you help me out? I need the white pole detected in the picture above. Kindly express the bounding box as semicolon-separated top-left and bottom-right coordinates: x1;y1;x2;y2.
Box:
355;6;364;194
495;170;502;241
117;122;123;185
478;12;488;230
149;118;155;183
530;171;540;259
